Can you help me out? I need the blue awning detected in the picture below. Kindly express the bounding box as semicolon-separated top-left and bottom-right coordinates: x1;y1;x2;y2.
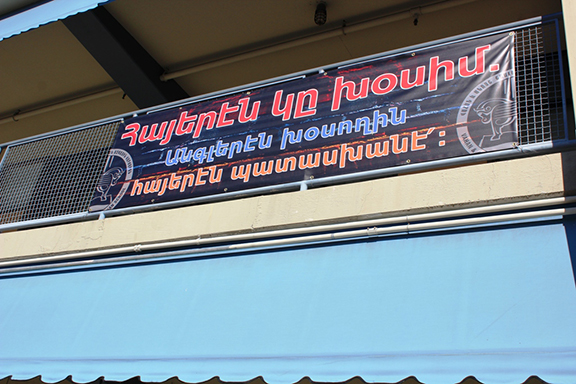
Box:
0;0;113;41
1;221;575;384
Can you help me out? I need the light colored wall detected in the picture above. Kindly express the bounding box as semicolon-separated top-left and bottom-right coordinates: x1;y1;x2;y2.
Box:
2;150;575;260
563;0;576;119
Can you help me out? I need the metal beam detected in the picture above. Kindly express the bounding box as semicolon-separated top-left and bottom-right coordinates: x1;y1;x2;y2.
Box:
63;6;188;109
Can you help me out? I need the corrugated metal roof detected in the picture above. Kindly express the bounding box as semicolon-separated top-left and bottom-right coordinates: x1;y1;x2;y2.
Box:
0;0;113;41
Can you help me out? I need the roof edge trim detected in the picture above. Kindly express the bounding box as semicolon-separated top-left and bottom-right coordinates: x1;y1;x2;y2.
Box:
0;0;114;41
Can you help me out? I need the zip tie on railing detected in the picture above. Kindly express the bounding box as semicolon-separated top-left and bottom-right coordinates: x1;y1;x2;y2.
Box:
366;227;378;237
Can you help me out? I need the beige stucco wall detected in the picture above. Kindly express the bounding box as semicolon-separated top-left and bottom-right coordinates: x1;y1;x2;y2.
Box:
2;150;575;260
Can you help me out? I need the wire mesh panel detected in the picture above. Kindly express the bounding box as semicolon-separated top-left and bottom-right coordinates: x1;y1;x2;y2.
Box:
515;20;566;145
0;121;120;225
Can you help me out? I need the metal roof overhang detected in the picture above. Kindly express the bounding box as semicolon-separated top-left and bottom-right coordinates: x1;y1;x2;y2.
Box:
1;218;575;384
0;0;112;41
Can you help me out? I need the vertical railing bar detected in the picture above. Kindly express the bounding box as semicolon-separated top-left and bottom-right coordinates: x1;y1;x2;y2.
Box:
551;17;570;140
521;28;528;144
516;29;524;144
536;26;545;142
534;26;543;143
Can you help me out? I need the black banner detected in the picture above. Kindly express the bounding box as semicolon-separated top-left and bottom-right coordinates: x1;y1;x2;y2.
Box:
90;32;516;212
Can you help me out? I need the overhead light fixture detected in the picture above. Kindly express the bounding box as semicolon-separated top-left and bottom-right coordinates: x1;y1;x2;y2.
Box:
314;2;327;26
411;7;422;26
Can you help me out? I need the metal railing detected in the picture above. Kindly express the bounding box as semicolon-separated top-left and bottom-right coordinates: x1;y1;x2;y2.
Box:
0;16;570;229
0;121;120;225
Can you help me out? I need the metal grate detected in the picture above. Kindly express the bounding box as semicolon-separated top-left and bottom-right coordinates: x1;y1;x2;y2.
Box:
515;20;566;145
0;122;120;225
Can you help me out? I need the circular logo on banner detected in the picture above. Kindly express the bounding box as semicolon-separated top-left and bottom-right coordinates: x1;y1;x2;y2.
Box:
456;69;517;154
90;148;133;212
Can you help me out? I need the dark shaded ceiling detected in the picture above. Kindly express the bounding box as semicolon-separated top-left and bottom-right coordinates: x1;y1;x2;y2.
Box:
0;0;563;144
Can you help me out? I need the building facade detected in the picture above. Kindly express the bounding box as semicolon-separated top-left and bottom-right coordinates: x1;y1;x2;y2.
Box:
0;1;575;383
